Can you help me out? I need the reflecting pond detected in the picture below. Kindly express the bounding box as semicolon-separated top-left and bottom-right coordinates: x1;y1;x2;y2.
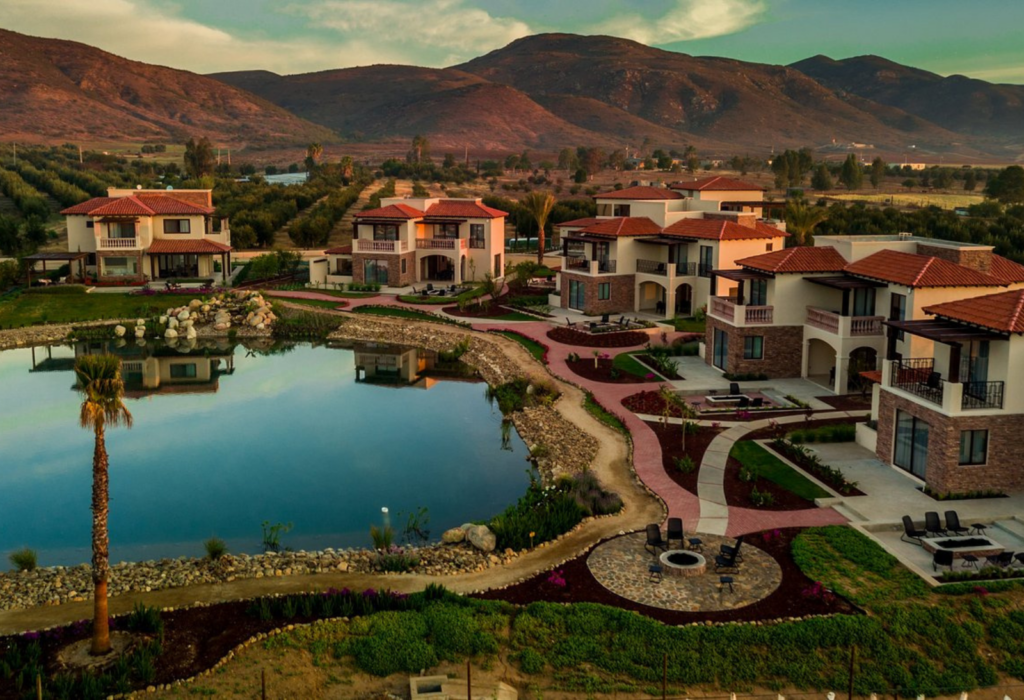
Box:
0;339;530;565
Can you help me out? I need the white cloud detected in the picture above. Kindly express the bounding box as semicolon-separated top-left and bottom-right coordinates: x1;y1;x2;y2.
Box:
586;0;766;44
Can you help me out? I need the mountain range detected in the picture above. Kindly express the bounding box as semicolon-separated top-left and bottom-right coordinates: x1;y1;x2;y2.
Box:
1;28;1021;157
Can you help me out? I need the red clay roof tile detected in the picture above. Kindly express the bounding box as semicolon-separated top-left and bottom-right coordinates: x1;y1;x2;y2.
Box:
737;246;848;273
662;219;786;241
669;176;765;192
924;289;1024;333
577;217;662;237
354;203;424;219
147;239;232;254
989;256;1024;284
424;201;507;219
595;186;682;200
324;244;352;255
845;250;1006;288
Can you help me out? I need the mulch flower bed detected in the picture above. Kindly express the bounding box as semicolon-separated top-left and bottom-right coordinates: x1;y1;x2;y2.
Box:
547;327;649;348
724;454;815;511
632;354;682;380
623;390;683;416
474;527;859;624
442;301;519;318
566;357;651;384
647;421;724;495
816;394;873;411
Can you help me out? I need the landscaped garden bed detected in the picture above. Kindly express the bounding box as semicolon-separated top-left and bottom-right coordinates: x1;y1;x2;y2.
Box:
565;356;651;383
726;441;831;510
765;437;865;497
647;421;724;496
623;390;686;417
546;327;649;348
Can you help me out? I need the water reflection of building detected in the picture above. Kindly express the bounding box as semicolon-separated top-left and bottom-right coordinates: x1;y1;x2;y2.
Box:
31;341;235;398
352;343;480;389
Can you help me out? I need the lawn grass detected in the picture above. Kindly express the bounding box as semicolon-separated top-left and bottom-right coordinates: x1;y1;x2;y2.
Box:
493;331;547;363
828;192;984;210
612;350;661;379
0;291;189;328
491;311;537;321
731;440;831;501
583;391;628;435
278;298;347;310
673;316;706;333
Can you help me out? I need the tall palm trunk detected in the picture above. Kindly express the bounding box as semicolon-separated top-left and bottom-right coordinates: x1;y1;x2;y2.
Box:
536;225;546;266
90;422;111;655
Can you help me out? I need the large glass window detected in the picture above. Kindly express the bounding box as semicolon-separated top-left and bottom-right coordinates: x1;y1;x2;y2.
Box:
373;224;398;241
699;245;714;277
893;410;929;479
713;328;728;370
163;219;191;234
470;224;485;248
743;336;763;359
101;256;138;277
613;204;631;217
170;363;197;379
437;223;459;239
109;222;136;238
852;287;876;316
959;430;988;465
568;279;585;310
363;259;389;285
598;282;610;301
748;279;768;306
890;293;906;341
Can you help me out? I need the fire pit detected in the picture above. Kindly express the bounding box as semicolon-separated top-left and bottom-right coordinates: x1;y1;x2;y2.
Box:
658;550;707;578
921;536;1003;559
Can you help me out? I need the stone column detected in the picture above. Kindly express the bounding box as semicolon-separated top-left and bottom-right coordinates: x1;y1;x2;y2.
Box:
834;355;851;395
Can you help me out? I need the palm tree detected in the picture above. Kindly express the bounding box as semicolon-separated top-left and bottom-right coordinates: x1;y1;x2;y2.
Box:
306;142;323;164
784;199;829;246
659;384;697;451
520;191;556;265
75;354;132;656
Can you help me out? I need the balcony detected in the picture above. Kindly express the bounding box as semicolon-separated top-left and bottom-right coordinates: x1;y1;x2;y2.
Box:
806;307;885;337
417;237;468;252
355;239;409;253
710;296;774;326
676;261;697;276
98;237;141;250
563;257;617;275
886;359;1005;411
636;259;668;276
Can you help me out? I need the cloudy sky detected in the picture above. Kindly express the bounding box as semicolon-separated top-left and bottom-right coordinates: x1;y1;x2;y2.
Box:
1;0;1021;82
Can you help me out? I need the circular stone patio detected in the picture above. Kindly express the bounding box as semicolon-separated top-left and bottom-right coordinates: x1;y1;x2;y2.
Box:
586;531;782;611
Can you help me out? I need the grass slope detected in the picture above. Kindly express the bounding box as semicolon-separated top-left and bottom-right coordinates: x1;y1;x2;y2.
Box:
731;441;831;501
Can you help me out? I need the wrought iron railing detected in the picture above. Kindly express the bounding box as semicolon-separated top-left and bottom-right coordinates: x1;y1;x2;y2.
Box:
636;259;668;275
597;259;616;273
565;256;588;270
675;261;697;276
698;263;713;278
961;381;1004;410
890;359;943;405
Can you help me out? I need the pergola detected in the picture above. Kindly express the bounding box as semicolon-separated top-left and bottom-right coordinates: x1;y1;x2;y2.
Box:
805;275;886;315
23;252;89;286
884;318;1007;383
709;267;771;304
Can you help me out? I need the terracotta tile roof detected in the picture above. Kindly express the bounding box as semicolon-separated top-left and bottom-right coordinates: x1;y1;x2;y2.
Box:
989;256;1024;283
424;201;507;219
662;219;786;241
577;217;662;237
62;194;213;216
324;244;352;255
844;250;1006;288
924;289;1024;333
595;185;682;200
737;246;848;273
670;176;765;192
555;217;603;229
147;239;232;254
354;203;424;219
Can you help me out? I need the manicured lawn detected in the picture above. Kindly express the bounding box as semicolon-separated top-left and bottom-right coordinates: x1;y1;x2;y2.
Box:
0;291;188;328
730;440;831;501
673;316;706;333
278;298;347;310
490;311;536;321
612;350;662;379
493;330;546;363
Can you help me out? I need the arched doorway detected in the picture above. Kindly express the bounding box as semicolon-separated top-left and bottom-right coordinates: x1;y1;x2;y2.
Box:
420;255;455;282
807;338;838;391
847;346;878;395
637;281;668;316
675;283;693;316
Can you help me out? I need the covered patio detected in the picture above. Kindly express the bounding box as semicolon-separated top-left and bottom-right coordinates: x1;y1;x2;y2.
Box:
23;252;89;286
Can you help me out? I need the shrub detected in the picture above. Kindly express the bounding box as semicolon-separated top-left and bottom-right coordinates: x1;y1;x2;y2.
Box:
749;485;775;507
674;455;696;473
788;423;856;444
351;611;438;676
378;551;419;573
770;437;858;494
517;646;545;674
124;602;164;635
204;537;228;561
8;548;37;572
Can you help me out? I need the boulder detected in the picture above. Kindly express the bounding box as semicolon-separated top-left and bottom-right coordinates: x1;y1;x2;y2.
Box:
136;318;146;326
189;299;202;310
135;328;145;339
213;322;230;331
168;317;179;329
176;309;190;322
113;325;126;337
201;305;210;313
164;328;178;339
441;528;466;544
185;326;197;340
159;315;168;325
248;316;262;327
466;525;497;553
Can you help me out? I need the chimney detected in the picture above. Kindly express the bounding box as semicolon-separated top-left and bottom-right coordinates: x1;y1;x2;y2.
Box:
915;242;992;274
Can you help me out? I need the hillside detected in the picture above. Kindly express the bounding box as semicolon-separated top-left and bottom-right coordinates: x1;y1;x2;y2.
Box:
790;54;1024;142
0;28;336;147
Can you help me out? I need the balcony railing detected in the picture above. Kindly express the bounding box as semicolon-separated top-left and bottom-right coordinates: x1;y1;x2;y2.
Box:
806;307;885;336
710;296;735;322
99;237;140;250
745;306;774;324
566;256;589;271
890;358;943;405
676;261;697;276
961;381;1004;410
355;239;408;253
596;259;616;273
710;296;774;325
698;263;713;278
417;238;468;251
636;259;668;275
564;257;616;274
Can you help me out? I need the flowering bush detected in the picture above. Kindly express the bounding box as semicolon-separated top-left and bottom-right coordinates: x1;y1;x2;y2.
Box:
547;569;567;587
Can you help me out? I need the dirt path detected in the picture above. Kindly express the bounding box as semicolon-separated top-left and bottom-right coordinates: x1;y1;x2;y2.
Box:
0;320;663;635
325;179;375;248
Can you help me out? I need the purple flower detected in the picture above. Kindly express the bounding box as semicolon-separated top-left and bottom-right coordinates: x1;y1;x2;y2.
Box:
547;569;567;587
21;631;40;641
362;588;377;598
645;373;656;380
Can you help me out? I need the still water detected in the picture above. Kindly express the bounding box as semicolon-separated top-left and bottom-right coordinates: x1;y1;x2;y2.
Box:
0;340;529;565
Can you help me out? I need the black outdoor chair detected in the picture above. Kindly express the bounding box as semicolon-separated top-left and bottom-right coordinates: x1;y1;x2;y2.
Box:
667;517;684;546
719;536;745;564
926;372;942;390
715;538;742;572
751;397;764;408
617;316;627;326
425;283;434;292
566;317;578;329
932;549;954;572
944;511;969;536
737;397;750;408
645;524;669;556
601;313;610;324
729;382;741;395
924;511;947;538
986;552;1014;568
901;516;927;545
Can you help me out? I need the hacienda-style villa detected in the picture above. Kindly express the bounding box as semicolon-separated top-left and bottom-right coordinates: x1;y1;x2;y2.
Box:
309;197;507;289
61;188;232;283
553;177;785;316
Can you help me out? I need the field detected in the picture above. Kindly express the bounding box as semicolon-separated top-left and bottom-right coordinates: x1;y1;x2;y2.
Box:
0;290;185;328
827;192;985;210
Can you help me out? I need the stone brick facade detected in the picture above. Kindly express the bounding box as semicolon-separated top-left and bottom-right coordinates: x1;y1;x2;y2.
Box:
875;388;1024;493
704;317;803;377
351;252;416;287
916;243;992;274
560;272;635;315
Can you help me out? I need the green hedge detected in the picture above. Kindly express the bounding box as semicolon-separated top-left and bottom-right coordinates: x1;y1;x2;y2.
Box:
788;423;856;444
23;285;88;295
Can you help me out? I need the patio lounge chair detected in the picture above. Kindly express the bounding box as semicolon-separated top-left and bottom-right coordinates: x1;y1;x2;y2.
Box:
901;516;927;545
932;549;954;572
667;517;684;546
751;397;764;408
601;313;610;323
719;536;744;564
645;524;669;556
924;511;947;537
738;397;750;408
715;538;743;572
566;317;578;329
986;552;1014;568
426;283;434;292
944;511;969;536
729;382;740;396
617;316;627;326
